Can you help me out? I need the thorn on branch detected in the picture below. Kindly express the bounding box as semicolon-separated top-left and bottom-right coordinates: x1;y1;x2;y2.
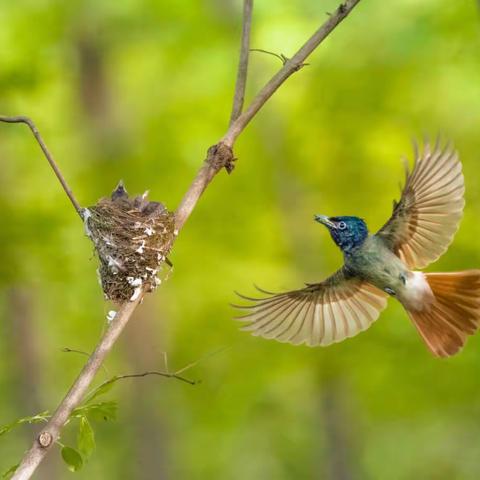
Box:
206;143;236;174
327;3;347;18
291;61;310;72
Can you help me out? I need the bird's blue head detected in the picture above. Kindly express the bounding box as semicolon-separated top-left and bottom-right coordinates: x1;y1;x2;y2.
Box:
314;215;368;253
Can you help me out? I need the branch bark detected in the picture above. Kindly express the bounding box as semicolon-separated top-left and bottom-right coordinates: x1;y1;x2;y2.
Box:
229;0;253;125
8;1;363;477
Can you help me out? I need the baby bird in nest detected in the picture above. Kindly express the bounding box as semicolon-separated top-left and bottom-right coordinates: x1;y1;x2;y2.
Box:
235;140;480;357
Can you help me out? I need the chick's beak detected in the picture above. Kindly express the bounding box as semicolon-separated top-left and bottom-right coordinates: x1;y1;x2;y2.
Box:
314;214;335;228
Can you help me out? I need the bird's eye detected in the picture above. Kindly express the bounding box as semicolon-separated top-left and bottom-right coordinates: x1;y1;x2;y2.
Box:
337;221;347;230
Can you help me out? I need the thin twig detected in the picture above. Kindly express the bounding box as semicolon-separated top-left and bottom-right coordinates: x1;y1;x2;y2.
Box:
0;362;195;441
251;48;310;68
175;0;362;230
62;347;110;376
229;0;253;124
94;370;197;388
83;366;198;404
0;116;83;217
61;347;90;357
250;48;288;64
82;354;202;404
12;2;364;477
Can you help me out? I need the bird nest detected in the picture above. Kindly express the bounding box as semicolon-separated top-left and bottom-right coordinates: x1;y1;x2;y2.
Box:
82;183;176;303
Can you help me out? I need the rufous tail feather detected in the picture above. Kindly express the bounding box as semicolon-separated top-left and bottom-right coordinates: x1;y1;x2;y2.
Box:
406;270;480;357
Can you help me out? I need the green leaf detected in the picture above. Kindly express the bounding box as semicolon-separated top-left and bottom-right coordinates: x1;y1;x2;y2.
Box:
61;446;83;472
88;401;118;422
84;377;119;404
2;464;19;479
72;401;118;422
0;411;50;437
77;417;95;459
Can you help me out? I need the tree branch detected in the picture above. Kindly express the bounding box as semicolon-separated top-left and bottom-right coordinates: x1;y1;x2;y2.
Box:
222;0;361;147
229;0;253;125
0;116;83;218
10;1;363;477
250;48;299;66
11;295;143;479
175;0;361;230
91;370;198;390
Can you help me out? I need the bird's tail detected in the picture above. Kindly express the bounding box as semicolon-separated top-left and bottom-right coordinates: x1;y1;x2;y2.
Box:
406;270;480;357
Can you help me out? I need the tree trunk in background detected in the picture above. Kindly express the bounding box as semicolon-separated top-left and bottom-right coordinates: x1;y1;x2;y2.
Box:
6;287;60;480
320;378;359;480
75;22;126;159
76;29;115;139
121;298;170;480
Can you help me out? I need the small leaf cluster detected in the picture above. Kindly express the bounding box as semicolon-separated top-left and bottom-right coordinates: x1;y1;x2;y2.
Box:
60;399;117;472
1;380;119;477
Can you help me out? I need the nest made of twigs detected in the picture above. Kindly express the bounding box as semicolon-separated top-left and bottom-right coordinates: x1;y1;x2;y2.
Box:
83;182;176;303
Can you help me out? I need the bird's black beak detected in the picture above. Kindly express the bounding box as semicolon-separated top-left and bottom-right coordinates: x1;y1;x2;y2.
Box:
314;214;335;228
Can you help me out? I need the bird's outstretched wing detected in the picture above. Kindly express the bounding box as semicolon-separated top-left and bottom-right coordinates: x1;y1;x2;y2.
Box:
233;269;388;347
376;140;464;269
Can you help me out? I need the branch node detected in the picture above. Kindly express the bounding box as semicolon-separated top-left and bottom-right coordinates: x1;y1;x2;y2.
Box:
289;59;310;72
250;49;309;72
229;0;253;124
206;143;236;174
37;431;52;449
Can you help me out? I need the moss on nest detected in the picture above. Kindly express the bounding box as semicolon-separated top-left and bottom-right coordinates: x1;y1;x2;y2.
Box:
83;182;176;303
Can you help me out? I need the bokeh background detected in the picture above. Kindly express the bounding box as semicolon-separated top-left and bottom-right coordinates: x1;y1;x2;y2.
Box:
1;0;480;478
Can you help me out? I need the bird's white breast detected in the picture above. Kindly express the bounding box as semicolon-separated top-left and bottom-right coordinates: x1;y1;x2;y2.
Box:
398;271;435;311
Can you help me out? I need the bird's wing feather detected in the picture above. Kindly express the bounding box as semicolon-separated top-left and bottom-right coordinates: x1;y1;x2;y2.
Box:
376;140;464;269
233;269;388;347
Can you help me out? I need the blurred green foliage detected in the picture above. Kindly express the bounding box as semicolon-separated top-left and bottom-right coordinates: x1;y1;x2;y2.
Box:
1;0;480;478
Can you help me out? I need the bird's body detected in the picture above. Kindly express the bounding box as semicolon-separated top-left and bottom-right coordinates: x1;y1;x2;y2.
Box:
341;233;433;312
344;234;407;290
235;141;480;357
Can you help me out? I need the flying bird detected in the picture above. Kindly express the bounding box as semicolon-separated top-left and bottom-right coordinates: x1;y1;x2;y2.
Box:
234;141;480;357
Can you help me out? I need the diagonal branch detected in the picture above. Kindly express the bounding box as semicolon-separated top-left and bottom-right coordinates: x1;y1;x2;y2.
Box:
0;116;83;217
10;1;364;478
229;0;253;124
175;0;362;230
